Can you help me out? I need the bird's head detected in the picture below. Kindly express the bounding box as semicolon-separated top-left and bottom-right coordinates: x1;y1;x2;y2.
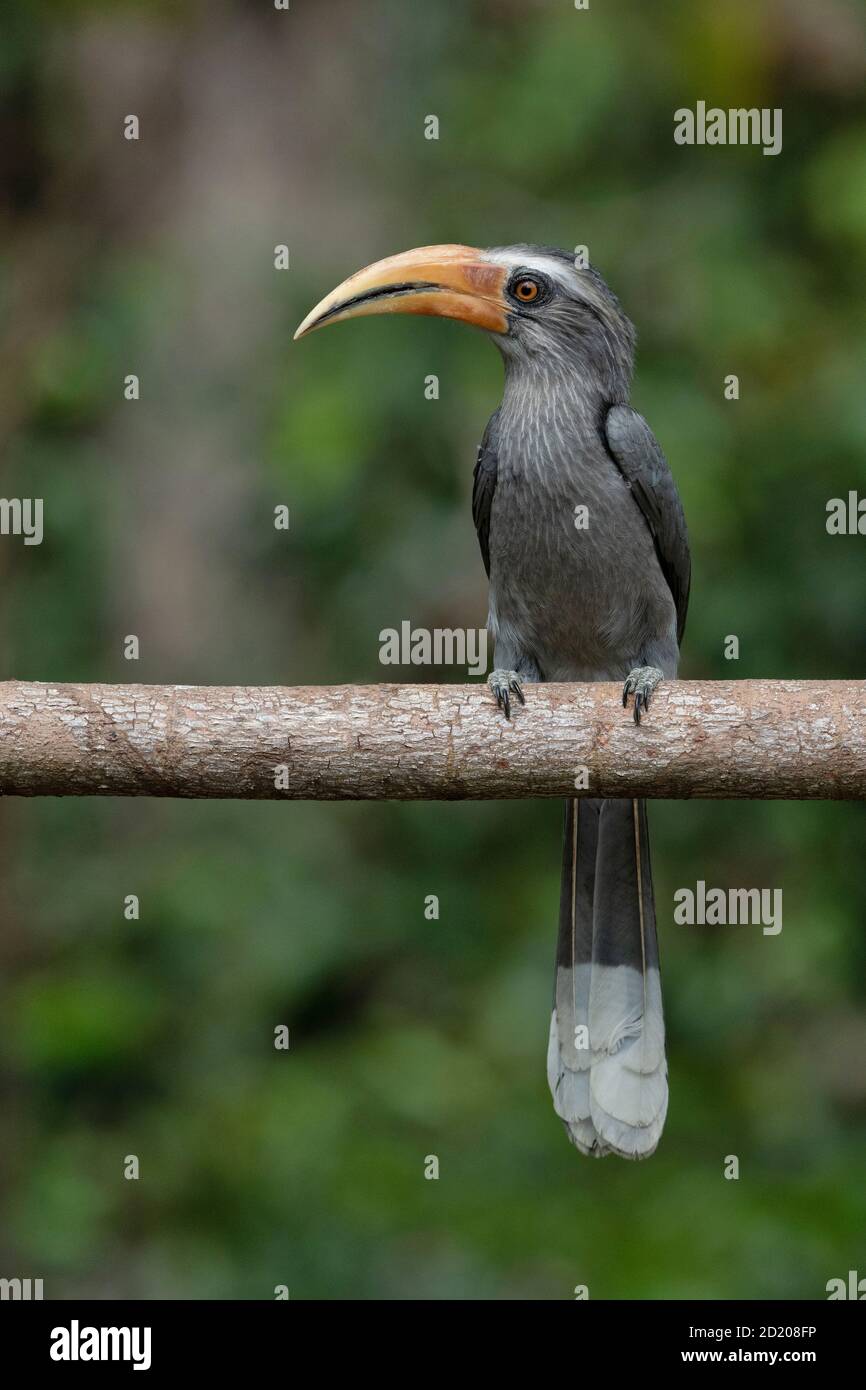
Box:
295;243;635;398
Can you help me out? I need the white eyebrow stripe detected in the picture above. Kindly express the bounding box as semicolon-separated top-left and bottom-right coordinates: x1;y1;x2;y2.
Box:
484;249;580;290
483;250;615;320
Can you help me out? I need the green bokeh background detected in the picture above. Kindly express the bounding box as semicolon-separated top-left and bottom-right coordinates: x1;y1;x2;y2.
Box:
1;0;865;1299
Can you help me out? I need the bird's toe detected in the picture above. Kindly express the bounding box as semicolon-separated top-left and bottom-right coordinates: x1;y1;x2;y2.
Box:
622;666;663;725
487;669;525;720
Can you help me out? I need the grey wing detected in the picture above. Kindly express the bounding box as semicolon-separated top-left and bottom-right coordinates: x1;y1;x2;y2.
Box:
472;408;500;579
603;404;691;644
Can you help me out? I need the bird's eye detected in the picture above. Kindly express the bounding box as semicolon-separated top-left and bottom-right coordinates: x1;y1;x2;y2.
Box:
505;270;552;310
513;278;540;302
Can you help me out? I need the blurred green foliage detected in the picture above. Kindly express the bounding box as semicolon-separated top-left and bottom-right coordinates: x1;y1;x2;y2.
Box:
1;0;865;1299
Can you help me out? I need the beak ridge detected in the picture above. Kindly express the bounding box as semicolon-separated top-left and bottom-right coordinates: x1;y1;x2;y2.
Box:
294;244;509;340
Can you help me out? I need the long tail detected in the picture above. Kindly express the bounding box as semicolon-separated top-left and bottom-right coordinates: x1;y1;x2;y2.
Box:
547;797;667;1159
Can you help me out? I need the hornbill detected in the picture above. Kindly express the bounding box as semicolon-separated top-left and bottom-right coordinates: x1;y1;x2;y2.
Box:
296;244;690;1158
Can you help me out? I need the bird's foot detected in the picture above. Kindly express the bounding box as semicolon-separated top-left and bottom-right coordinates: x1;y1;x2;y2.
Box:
487;669;526;720
622;666;663;725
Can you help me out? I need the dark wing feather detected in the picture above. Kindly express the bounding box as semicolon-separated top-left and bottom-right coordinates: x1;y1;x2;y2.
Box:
603;405;691;643
472;408;500;578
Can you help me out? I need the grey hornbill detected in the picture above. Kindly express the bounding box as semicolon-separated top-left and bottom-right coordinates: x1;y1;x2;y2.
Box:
296;244;690;1158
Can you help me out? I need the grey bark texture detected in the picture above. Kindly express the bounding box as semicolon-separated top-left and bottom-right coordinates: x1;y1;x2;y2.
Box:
0;679;862;801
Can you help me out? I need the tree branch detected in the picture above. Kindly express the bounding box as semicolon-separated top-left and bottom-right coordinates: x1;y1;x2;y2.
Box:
0;679;861;801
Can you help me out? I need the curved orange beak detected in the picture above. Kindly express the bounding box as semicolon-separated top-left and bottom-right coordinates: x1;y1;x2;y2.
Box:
294;244;510;340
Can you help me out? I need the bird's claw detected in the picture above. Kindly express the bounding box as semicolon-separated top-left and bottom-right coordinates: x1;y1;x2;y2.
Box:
622;666;663;725
488;669;526;720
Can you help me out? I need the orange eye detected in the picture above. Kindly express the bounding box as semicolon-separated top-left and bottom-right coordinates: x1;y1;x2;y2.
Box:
514;279;540;302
